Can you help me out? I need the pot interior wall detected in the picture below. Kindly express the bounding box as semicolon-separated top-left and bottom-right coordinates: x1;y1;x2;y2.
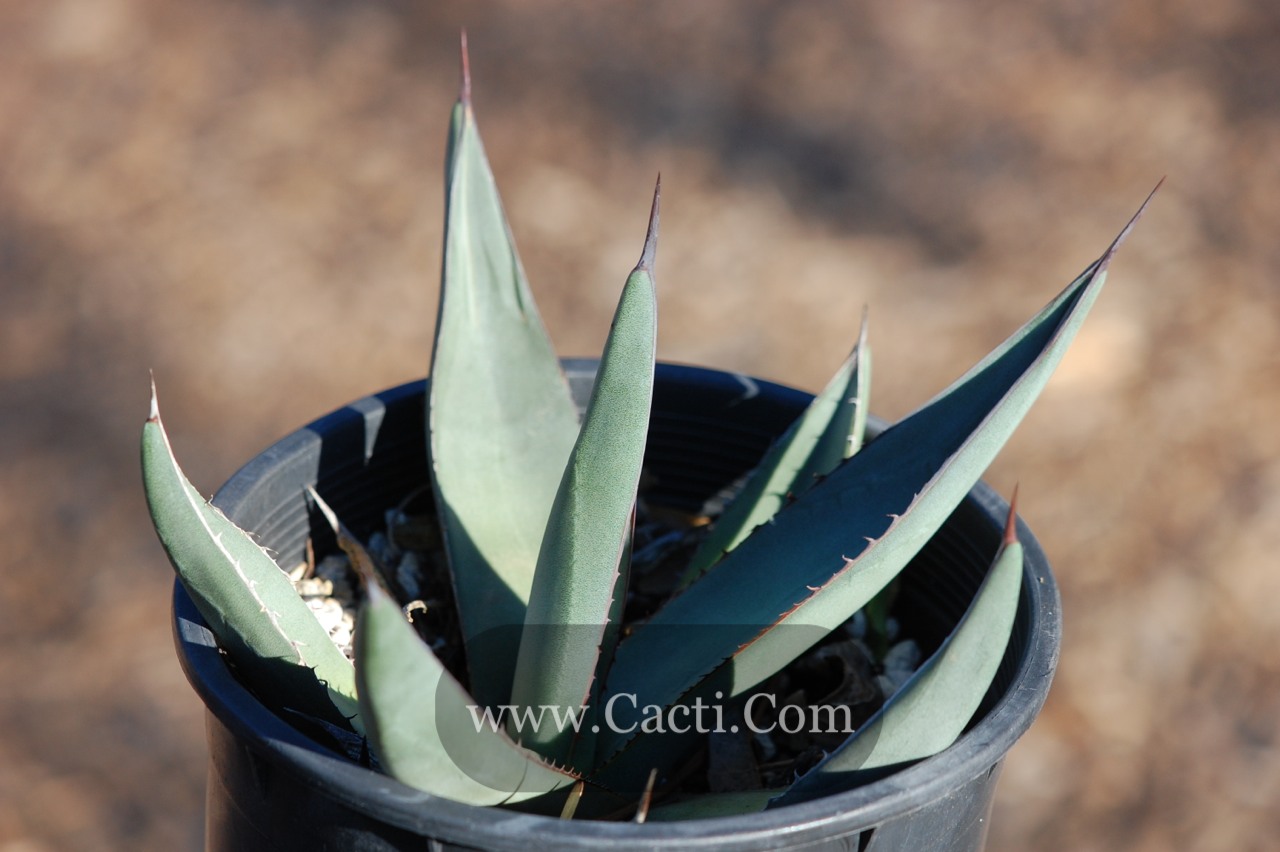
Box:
182;360;1059;850
215;361;1027;730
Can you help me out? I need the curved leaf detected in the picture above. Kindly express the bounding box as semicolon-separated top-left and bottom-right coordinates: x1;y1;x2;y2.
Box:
597;196;1150;777
142;386;361;731
678;313;870;588
355;575;579;807
773;499;1024;806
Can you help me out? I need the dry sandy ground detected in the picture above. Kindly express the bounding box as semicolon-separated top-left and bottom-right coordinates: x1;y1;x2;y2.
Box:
3;1;1279;849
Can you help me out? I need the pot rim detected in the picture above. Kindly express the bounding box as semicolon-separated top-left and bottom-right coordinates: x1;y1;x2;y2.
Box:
171;361;1061;849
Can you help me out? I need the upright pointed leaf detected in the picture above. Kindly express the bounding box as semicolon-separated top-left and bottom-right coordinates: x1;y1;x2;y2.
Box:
678;315;871;587
598;197;1150;772
773;499;1024;806
142;388;361;731
428;65;579;705
808;310;871;467
356;576;578;807
508;185;660;768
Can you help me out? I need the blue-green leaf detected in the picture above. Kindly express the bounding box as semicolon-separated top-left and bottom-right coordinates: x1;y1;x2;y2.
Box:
678;313;871;588
597;197;1150;780
645;790;778;822
355;571;579;807
809;310;871;467
773;497;1024;805
508;184;660;768
428;71;580;705
142;386;361;731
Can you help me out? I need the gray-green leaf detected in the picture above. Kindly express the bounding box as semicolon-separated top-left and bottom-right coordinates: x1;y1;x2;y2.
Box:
773;498;1024;805
679;312;871;587
142;385;361;731
809;310;871;466
355;575;579;807
645;790;779;822
508;184;660;768
428;82;580;706
597;201;1148;780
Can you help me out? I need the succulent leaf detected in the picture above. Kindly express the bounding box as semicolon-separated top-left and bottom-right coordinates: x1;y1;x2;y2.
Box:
772;497;1025;806
429;76;580;705
508;184;660;768
678;313;871;587
645;791;778;821
810;310;871;466
142;386;361;731
355;569;579;807
143;41;1158;818
597;211;1142;774
587;510;633;763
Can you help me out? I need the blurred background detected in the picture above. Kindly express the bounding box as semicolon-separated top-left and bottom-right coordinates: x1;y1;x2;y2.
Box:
2;1;1278;849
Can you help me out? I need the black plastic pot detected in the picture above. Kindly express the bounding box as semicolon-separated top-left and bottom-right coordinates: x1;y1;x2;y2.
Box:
172;360;1060;851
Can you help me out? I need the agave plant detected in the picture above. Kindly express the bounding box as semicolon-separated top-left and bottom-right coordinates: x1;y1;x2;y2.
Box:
143;48;1152;821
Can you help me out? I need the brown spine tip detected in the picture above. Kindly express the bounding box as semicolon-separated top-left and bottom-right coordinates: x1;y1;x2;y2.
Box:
1092;177;1164;278
1003;484;1020;546
459;30;472;105
638;174;661;272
